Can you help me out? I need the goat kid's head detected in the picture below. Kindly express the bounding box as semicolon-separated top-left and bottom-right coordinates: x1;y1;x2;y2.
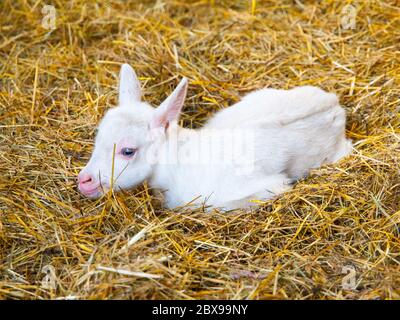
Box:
78;64;188;198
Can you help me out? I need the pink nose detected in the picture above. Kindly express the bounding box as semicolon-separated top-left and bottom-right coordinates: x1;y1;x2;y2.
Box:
78;172;99;194
78;173;93;185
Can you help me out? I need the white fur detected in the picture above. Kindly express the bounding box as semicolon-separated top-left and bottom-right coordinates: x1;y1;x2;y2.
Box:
78;64;352;210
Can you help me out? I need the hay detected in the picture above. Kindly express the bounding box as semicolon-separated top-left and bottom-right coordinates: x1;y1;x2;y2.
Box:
0;0;399;300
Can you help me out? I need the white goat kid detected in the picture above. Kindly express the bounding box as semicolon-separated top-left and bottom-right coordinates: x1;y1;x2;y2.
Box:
78;64;352;210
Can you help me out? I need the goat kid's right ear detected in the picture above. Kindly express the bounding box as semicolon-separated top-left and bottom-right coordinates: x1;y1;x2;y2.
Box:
118;63;141;107
149;77;188;132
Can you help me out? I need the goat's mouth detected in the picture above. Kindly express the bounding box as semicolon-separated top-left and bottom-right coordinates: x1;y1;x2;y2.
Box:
79;183;113;199
78;184;102;198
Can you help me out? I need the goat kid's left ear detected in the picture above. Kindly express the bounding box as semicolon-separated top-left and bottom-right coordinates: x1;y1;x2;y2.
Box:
149;77;188;131
119;63;141;107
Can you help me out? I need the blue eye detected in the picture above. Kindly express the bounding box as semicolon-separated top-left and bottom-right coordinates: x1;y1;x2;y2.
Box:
121;148;136;157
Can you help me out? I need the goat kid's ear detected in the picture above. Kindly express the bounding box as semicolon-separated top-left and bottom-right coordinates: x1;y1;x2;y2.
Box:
149;77;188;131
118;63;141;107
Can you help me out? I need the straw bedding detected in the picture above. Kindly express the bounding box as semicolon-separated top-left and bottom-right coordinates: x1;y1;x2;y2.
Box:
0;0;399;299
